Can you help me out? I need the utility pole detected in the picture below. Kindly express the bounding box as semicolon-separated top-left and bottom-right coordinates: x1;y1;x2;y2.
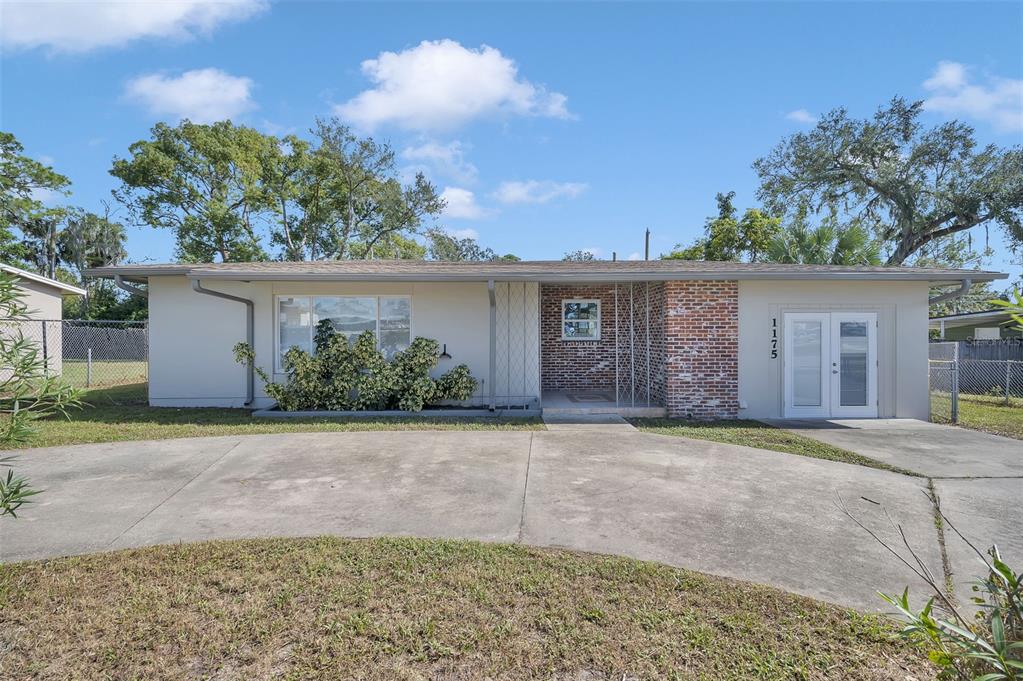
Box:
644;228;650;260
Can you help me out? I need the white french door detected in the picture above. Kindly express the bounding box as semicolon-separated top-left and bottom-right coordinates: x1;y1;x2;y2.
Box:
783;312;877;418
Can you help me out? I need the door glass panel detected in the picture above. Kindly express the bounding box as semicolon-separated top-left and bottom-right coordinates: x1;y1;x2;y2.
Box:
792;320;822;407
839;321;868;406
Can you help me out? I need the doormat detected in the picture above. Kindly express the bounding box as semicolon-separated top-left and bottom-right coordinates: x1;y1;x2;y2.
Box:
568;393;612;403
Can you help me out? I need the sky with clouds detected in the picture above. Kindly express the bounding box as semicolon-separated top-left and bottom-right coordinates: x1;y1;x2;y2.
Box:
1;1;1021;281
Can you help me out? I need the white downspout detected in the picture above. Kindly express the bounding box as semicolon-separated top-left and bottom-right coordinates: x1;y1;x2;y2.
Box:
928;278;972;306
113;274;148;299
190;279;254;406
488;279;496;411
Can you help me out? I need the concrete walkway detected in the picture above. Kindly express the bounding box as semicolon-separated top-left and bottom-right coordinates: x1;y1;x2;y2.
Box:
2;429;1016;612
767;419;1023;478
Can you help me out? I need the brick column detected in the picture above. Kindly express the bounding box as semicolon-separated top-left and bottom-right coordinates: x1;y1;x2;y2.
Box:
663;280;739;418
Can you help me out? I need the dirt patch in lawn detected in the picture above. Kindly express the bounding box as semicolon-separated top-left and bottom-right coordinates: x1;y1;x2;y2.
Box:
0;537;928;680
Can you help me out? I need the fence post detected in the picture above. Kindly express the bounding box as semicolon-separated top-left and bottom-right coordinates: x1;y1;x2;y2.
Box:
1007;361;1012;405
86;348;92;388
41;320;49;375
950;360;959;423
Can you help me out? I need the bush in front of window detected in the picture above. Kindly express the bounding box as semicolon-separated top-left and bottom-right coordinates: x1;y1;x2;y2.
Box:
233;320;477;412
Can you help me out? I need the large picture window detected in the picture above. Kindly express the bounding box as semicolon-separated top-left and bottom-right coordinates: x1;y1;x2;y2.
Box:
562;299;600;340
276;295;411;369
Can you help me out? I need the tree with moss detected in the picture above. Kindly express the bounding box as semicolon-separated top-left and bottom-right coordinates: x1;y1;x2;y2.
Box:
0;131;71;266
915;236;999;315
754;98;1023;265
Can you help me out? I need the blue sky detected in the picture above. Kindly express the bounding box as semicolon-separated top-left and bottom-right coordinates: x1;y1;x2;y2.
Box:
2;1;1021;285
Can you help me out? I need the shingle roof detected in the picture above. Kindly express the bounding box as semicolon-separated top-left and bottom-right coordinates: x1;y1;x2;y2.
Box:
84;259;1006;284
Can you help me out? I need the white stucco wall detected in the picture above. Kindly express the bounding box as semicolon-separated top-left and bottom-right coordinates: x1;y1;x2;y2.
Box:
9;278;66;376
737;280;931;420
148;276;499;408
16;278;65;320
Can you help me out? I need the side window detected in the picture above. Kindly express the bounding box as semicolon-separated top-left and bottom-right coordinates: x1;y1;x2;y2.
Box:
562;299;600;340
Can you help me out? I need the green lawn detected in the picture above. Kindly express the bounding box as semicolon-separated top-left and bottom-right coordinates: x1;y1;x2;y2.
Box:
630;418;920;476
1;384;543;450
60;359;148;389
0;537;927;680
931;393;1023;440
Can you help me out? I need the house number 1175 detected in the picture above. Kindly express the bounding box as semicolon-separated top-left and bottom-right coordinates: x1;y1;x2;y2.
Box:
770;318;778;359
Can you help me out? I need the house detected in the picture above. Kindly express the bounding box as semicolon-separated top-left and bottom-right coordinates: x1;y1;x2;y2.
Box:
85;260;1006;419
1;263;86;377
929;309;1022;341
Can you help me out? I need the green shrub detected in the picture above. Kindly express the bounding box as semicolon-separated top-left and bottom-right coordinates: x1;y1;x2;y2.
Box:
881;545;1021;680
845;494;1022;680
435;364;477;402
233;320;478;412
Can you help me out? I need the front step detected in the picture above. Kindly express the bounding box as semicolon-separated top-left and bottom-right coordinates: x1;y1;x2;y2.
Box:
542;405;667;418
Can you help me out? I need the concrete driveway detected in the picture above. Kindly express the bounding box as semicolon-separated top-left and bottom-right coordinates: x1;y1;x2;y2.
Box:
2;429;1016;612
769;419;1023;478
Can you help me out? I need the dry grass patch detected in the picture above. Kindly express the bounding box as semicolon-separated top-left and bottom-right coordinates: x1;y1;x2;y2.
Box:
0;537;929;680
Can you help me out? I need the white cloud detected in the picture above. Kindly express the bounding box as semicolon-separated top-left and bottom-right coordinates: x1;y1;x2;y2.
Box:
1;0;267;53
124;68;256;123
30;186;62;205
626;252;642;261
336;39;573;131
582;247;601;257
261;120;297;136
924;61;968;91
492;180;588;205
402;140;478;184
785;109;818;124
923;61;1023;133
445;227;479;240
440;187;487;220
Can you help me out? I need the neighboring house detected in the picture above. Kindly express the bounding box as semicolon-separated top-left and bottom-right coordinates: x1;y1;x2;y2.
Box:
85;260;1005;420
1;263;86;376
929;309;1022;341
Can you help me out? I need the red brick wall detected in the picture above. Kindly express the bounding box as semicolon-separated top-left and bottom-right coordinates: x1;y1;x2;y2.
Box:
540;280;738;418
540;284;618;392
663;280;739;418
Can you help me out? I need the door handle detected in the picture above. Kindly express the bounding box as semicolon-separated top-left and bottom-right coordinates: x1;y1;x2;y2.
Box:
831;370;838;374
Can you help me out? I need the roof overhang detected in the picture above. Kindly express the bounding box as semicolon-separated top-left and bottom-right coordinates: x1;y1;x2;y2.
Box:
84;265;1008;285
928;310;1014;328
1;264;86;296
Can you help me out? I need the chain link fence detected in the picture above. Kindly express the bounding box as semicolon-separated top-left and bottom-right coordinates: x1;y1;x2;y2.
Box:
14;320;148;400
929;342;1023;423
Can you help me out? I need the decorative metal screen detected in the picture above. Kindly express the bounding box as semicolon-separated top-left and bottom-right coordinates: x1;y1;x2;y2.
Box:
613;282;657;408
493;281;540;408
